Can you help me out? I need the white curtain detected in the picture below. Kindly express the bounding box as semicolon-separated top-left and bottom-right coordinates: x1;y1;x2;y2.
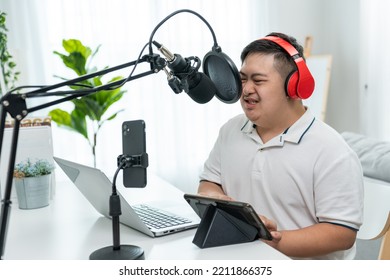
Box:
1;0;268;193
359;0;390;141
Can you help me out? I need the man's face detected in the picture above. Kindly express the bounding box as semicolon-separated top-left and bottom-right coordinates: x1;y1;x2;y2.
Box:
239;53;289;127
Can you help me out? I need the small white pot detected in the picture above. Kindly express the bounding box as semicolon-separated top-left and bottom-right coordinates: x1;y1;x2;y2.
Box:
14;174;51;209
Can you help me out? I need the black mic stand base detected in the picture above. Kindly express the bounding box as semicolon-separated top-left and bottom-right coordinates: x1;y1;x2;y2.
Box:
89;245;145;260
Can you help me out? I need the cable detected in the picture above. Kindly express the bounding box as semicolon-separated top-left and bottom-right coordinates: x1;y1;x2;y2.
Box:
147;9;218;55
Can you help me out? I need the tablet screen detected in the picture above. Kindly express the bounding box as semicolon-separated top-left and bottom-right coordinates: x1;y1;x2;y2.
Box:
184;194;272;240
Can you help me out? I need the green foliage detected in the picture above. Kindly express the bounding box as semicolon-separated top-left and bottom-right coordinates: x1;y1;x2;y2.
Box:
14;158;55;178
49;39;126;166
0;11;20;93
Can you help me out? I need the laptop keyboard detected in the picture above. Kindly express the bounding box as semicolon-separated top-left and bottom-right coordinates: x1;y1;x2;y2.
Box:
133;204;192;229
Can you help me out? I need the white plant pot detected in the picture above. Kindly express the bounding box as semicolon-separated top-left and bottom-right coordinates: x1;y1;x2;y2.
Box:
14;174;51;209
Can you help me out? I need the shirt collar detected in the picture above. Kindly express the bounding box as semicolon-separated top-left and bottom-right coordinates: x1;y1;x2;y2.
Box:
241;108;316;145
241;119;257;134
282;108;316;144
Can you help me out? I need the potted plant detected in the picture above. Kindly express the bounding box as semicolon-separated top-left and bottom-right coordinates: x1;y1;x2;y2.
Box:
48;39;126;167
13;158;55;209
0;11;20;96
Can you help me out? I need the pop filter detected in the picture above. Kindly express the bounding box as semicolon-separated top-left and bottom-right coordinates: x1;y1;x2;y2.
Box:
203;47;242;104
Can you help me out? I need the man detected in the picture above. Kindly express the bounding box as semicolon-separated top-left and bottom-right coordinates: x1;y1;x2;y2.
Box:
198;32;364;259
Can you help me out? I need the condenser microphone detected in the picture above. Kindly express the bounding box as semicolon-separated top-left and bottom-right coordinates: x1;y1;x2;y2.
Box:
153;40;217;104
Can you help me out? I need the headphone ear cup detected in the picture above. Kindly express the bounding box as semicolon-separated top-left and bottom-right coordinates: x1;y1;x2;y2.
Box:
285;71;299;99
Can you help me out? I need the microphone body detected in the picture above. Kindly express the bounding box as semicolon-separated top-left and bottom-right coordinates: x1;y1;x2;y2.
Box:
153;41;216;104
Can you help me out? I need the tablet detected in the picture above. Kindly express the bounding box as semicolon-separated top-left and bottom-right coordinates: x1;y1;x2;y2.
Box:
184;194;273;241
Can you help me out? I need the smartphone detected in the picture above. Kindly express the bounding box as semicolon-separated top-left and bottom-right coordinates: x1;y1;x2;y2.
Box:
122;120;147;188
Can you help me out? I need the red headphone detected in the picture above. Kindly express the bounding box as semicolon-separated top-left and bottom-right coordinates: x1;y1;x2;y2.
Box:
261;36;315;99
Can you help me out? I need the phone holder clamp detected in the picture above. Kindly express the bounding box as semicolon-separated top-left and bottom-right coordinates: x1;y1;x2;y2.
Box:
117;153;149;169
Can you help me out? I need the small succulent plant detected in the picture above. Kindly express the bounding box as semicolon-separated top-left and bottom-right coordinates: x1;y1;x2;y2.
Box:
13;158;55;178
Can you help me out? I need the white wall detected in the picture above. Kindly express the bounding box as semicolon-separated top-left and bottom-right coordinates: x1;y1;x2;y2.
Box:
267;0;360;133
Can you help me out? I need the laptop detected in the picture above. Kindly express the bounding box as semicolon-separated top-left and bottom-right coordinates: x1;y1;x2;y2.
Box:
54;157;199;237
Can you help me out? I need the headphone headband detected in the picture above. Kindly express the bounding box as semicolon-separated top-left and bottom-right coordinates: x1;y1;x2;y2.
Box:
260;36;315;99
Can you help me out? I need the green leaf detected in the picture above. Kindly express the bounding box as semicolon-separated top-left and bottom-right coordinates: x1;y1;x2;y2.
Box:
62;39;91;59
48;108;89;140
105;109;125;121
48;109;72;127
70;110;89;139
64;52;87;76
72;97;100;121
97;109;124;130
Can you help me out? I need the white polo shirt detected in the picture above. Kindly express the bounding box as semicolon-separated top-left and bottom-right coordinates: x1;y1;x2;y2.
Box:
200;109;364;260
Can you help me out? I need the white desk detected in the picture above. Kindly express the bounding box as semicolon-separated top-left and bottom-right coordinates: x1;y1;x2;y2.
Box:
3;174;290;260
